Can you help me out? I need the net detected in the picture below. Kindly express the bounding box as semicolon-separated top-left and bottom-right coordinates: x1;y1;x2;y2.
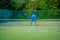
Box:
0;19;60;26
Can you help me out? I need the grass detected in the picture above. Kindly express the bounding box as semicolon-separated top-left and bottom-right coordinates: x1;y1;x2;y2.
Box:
0;20;60;40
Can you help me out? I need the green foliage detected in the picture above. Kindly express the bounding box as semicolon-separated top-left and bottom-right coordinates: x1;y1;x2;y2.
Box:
46;0;59;9
38;0;48;10
0;0;12;9
11;0;26;9
0;0;60;10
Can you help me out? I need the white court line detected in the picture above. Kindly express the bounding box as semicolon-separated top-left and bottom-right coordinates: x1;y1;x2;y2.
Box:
27;26;35;32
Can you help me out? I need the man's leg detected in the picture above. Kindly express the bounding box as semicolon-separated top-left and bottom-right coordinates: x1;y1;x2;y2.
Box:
35;20;36;26
31;20;33;26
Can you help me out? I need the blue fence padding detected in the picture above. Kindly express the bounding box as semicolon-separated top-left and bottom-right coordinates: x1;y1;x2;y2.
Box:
0;9;12;19
0;9;60;19
0;9;40;19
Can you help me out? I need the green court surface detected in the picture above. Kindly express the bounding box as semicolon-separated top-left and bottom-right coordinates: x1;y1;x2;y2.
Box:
0;20;60;40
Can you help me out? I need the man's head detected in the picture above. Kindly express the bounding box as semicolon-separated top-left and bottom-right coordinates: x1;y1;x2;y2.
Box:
32;14;35;16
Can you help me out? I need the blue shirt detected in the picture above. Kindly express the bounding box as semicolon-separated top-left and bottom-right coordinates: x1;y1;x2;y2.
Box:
31;15;36;21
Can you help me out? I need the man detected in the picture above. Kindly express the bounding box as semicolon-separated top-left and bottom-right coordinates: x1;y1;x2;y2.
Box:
30;14;37;26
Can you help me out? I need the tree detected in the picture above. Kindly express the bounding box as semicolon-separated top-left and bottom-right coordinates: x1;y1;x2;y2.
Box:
46;0;59;10
0;0;13;9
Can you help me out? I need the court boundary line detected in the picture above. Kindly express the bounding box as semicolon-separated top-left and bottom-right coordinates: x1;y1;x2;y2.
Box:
27;26;35;32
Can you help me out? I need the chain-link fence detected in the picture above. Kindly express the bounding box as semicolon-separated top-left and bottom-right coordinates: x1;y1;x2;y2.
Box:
0;9;60;19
